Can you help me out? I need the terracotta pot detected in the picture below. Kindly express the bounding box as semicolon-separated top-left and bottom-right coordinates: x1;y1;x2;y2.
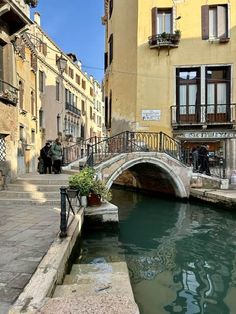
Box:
87;193;101;206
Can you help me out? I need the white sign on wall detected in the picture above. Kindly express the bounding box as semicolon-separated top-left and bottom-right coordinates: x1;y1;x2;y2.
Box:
142;110;161;121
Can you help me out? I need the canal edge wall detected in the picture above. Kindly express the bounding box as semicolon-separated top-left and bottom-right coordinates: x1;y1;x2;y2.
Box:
8;209;85;314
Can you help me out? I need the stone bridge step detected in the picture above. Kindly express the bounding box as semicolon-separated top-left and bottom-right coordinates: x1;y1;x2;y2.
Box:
0;198;60;206
69;262;129;276
6;184;62;192
0;190;60;199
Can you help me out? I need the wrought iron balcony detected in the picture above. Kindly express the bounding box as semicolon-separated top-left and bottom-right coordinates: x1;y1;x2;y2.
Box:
148;32;181;49
65;103;81;117
0;80;18;105
171;104;236;126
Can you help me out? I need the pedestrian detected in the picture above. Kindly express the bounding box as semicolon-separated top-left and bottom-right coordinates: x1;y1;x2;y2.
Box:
40;142;52;174
192;146;199;172
199;145;211;176
50;138;63;174
37;156;44;174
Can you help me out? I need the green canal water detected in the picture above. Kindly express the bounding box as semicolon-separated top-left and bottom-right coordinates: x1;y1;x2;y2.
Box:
78;188;236;314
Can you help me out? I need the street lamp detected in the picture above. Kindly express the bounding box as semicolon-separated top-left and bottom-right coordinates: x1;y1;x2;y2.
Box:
56;55;67;74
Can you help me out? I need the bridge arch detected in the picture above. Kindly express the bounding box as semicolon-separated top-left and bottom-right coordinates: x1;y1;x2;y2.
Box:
104;156;189;198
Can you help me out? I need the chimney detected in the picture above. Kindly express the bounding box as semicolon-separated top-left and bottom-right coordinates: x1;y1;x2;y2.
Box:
34;12;41;26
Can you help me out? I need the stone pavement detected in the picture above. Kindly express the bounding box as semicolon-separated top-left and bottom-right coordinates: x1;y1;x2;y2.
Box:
0;173;70;314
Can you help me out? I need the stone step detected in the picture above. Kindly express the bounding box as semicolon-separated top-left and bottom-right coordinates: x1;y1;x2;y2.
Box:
53;277;133;298
70;262;129;276
6;184;62;192
0;198;60;206
0;190;60;199
14;178;69;185
40;294;139;314
63;271;129;285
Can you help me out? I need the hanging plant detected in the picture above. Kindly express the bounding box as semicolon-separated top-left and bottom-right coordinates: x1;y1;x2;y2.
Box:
24;0;39;8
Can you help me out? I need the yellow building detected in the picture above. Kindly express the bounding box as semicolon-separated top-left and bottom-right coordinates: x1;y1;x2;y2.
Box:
0;0;35;186
103;0;236;177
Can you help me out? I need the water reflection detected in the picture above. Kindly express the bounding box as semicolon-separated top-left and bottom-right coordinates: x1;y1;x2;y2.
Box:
79;188;236;314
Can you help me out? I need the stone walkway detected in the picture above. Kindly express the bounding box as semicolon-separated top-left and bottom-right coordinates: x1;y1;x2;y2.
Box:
0;173;70;314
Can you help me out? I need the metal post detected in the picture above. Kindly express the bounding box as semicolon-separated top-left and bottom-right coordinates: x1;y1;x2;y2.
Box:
159;131;163;152
60;186;67;238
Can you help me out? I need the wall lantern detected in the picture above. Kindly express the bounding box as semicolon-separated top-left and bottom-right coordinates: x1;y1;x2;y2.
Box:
57;55;67;73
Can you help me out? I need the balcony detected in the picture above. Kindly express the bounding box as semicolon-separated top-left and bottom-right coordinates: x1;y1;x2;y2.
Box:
65;103;81;117
0;79;18;105
148;32;181;53
171;104;236;127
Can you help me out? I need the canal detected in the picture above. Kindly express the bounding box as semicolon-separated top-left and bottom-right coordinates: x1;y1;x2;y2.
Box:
77;188;236;314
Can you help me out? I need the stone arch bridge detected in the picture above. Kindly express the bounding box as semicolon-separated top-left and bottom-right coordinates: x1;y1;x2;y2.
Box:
94;152;192;198
86;131;192;198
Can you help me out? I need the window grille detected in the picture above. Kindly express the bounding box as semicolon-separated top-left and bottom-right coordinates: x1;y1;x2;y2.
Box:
0;137;6;161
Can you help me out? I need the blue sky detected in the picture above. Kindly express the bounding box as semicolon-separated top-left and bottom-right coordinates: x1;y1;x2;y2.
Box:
31;0;105;82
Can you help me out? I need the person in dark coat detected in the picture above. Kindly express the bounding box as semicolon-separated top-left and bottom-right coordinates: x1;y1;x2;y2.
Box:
199;145;211;176
50;138;63;174
40;142;52;174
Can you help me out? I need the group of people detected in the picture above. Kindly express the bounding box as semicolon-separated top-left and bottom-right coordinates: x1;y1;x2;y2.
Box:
38;138;63;174
191;145;211;176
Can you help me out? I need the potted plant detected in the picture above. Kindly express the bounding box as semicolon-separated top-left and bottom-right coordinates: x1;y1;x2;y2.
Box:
68;167;95;206
68;167;112;207
172;29;181;44
88;179;112;206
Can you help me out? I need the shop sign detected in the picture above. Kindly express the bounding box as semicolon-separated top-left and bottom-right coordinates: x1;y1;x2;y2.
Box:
142;110;161;121
183;132;236;139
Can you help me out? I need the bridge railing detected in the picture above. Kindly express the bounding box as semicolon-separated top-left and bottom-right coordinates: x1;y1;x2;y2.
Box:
86;131;184;167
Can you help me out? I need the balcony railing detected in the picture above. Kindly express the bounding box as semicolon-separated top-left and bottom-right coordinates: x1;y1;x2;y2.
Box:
171;104;236;126
0;79;18;105
65;103;81;117
148;33;181;49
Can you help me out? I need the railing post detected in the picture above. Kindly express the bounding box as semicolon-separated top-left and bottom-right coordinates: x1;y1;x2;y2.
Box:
60;186;67;238
125;131;129;152
95;136;97;153
159;131;163;152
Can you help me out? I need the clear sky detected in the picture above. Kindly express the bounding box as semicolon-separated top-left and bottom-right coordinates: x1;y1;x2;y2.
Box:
31;0;105;82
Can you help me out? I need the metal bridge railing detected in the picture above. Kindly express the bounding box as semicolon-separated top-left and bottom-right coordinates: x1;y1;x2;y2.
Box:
59;187;81;238
85;131;184;167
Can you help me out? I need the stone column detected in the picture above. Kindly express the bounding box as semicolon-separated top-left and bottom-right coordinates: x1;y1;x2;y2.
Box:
226;139;236;178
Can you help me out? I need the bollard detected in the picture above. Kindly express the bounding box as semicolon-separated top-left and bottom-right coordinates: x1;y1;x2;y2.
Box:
59;186;67;238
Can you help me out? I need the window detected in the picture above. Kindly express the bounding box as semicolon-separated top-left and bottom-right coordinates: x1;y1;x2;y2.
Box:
19;125;25;142
0;135;6;161
109;0;113;19
39;70;44;92
202;5;229;40
56;81;60;101
104;52;108;71
19;80;24;109
206;66;230;121
31;129;35;144
31;90;35;116
152;7;173;36
90;87;94;97
82;79;86;90
69;67;74;79
109;34;113;64
157;9;172;34
176;68;200;123
76;74;80;85
30;53;37;72
39;109;43;128
81;100;85;113
39;40;47;56
90;106;93;119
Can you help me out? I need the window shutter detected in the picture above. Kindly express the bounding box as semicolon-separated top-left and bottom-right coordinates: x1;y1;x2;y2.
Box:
217;5;227;38
151;7;158;36
201;5;209;40
227;4;230;38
